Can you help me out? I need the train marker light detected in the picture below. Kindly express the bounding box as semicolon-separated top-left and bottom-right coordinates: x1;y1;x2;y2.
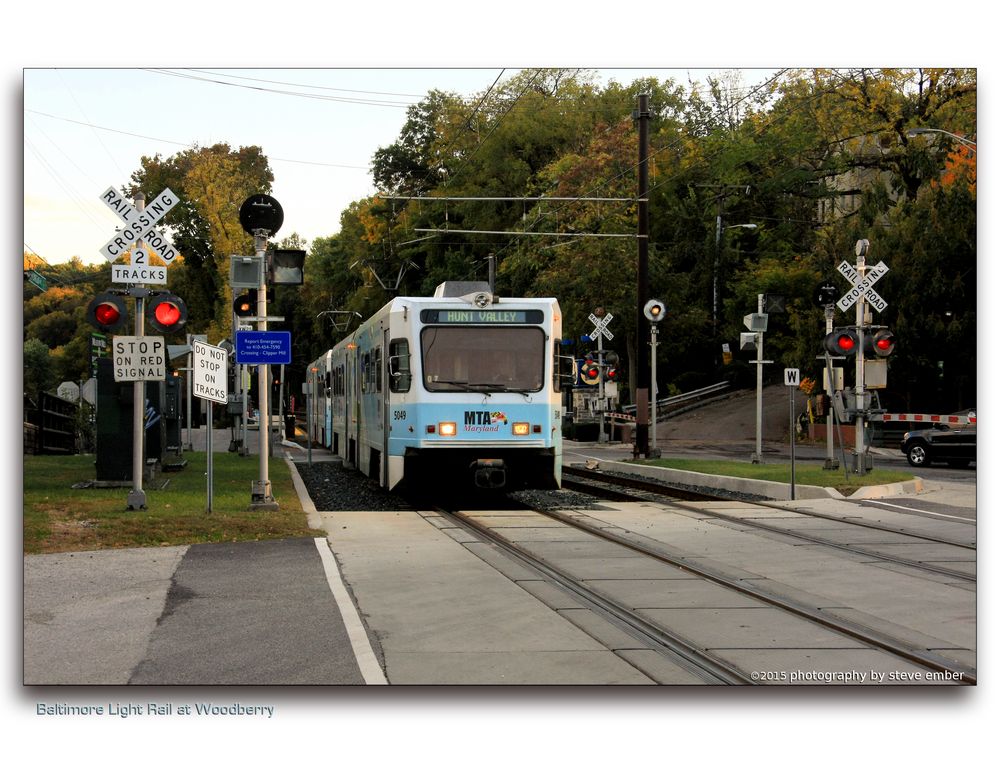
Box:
866;329;896;357
86;292;129;333
512;422;530;436
822;328;859;357
146;293;188;334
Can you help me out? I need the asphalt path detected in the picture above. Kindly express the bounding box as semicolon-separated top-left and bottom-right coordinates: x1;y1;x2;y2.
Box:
25;537;370;685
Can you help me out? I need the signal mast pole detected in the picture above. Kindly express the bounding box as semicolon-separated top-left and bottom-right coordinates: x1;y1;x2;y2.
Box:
128;191;147;511
854;241;869;475
252;230;277;509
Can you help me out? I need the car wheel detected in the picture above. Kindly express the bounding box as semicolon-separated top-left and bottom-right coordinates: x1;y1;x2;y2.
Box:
906;444;929;467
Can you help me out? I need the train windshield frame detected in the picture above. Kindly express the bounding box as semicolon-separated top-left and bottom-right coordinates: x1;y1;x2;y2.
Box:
420;326;546;393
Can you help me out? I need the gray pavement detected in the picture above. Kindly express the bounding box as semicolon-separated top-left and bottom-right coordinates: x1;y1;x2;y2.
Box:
24;416;976;685
24;537;367;685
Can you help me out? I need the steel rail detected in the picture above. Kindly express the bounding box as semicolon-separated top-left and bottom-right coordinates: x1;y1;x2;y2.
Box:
563;465;976;550
543;508;975;685
562;470;974;584
442;509;753;685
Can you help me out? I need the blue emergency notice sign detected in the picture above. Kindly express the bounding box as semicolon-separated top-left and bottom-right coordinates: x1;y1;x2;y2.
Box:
235;331;292;365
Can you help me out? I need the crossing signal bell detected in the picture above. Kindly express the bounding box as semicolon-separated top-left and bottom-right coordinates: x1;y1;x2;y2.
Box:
85;292;129;333
233;290;257;317
823;328;859;357
146;293;188;334
866;329;896;357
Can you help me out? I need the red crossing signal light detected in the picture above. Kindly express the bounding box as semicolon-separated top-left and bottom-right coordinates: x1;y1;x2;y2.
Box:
866;329;896;357
822;328;858;357
146;293;188;334
86;292;129;333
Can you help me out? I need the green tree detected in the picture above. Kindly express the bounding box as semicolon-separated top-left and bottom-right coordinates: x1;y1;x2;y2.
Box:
128;143;274;341
23;338;53;398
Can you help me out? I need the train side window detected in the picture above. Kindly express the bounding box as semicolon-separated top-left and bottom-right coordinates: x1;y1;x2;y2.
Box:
375;347;382;393
388;339;411;393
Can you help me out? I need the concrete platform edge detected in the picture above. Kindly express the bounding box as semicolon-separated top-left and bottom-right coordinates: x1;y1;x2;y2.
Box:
587;458;924;501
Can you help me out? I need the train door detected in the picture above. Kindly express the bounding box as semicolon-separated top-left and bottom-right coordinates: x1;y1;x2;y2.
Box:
381;328;391;487
348;344;359;466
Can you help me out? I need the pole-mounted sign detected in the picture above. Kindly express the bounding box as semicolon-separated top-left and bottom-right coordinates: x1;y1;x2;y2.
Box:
101;186;180;284
193;340;230;514
97;186;181;511
836;259;889;313
588;312;614;341
237;194;284;511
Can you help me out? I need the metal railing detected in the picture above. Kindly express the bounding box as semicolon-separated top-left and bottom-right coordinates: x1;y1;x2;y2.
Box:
622;381;731;422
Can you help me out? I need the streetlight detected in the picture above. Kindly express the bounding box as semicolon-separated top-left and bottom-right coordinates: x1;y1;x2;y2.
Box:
906;128;977;152
713;222;758;335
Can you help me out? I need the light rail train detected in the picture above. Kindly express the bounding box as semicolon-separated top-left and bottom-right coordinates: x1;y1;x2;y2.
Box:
306;282;563;492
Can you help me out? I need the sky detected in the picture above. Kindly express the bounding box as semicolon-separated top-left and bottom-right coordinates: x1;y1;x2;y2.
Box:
23;66;775;268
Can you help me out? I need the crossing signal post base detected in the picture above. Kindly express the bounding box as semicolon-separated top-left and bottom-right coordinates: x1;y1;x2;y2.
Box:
126;488;147;511
249;480;279;511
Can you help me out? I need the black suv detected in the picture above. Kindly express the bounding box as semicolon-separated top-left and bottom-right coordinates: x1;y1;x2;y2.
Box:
900;423;976;468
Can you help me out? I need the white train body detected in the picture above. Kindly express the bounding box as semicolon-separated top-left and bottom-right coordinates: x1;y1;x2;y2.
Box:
307;283;562;492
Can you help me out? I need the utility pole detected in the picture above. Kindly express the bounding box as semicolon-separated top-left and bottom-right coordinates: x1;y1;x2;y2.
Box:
634;93;651;458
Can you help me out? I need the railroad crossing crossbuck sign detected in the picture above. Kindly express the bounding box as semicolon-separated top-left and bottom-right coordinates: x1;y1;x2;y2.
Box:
588;312;614;341
836;259;889;313
100;186;181;283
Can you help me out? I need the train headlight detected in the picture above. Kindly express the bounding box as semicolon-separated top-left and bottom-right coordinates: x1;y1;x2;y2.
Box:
439;421;457;436
512;422;530;436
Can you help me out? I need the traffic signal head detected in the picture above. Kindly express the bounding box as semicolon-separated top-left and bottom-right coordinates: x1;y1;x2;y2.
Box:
823;328;859;357
866;329;896;357
579;360;600;386
233;290;257;318
604;366;619;382
86;292;129;333
146;293;188;334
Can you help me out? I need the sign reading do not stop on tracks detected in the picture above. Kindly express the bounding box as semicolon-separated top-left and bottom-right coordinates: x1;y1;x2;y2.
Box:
193;341;229;403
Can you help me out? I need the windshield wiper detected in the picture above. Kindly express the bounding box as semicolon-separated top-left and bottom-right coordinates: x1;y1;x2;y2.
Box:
435;381;505;393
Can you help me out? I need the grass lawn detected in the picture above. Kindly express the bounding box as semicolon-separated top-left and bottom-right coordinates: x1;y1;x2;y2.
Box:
643;458;914;494
23;452;321;555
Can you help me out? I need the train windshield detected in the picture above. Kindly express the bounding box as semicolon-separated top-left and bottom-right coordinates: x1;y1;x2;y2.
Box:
421;326;545;392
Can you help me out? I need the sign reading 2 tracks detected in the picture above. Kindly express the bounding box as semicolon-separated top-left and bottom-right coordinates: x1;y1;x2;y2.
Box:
100;186;180;285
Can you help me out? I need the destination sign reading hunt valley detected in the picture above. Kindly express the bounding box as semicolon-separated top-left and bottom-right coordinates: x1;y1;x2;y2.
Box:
421;309;544;324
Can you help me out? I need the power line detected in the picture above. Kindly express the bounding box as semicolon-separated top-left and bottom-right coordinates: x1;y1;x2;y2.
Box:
185;69;427;98
144;68;417;108
24;109;369;169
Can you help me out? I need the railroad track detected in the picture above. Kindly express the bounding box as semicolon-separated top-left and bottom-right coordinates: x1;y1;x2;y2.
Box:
562;466;976;584
443;508;752;685
444;505;976;685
